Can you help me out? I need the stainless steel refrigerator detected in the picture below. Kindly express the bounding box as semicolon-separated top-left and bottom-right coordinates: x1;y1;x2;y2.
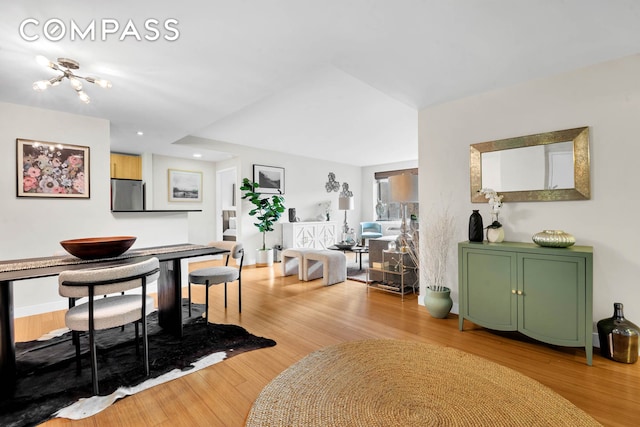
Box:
111;179;144;211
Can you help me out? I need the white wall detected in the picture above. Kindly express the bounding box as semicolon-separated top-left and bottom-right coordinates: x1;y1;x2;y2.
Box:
0;102;191;316
177;136;362;265
418;54;640;325
152;154;216;244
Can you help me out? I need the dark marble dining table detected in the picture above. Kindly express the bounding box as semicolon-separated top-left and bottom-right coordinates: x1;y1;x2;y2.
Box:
0;243;228;398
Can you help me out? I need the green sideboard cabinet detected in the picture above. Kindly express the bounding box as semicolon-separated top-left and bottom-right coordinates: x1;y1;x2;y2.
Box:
458;241;593;365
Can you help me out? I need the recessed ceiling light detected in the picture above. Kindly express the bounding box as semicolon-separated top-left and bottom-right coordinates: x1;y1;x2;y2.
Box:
136;131;144;136
193;153;202;158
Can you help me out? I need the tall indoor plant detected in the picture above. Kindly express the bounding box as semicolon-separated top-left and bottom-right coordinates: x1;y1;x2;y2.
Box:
240;177;285;266
423;206;456;318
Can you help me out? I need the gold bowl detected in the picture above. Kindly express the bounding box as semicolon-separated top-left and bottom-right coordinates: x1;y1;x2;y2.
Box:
532;230;575;248
60;236;137;260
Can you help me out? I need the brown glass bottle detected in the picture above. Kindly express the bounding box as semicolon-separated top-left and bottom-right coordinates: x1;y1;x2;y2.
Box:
597;303;639;364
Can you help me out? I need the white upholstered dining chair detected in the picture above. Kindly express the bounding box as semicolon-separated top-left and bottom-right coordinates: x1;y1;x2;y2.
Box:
188;241;244;322
58;257;160;395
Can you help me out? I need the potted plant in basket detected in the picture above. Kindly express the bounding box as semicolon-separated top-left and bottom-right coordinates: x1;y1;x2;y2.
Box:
240;178;286;266
423;206;456;318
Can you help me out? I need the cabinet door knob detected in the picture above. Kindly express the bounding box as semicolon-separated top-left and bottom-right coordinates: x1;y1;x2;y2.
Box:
511;289;517;294
517;290;523;295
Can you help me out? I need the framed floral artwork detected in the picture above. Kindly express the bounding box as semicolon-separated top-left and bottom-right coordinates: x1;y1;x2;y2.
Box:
17;139;90;198
168;169;202;202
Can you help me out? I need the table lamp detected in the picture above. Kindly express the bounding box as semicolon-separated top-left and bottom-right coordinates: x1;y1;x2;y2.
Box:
389;173;418;250
339;195;355;243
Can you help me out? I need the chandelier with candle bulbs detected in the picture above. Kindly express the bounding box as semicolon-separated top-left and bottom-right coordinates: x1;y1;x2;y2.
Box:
32;56;112;104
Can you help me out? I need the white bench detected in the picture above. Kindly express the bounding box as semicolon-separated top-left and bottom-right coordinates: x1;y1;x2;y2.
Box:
302;250;347;286
281;248;317;280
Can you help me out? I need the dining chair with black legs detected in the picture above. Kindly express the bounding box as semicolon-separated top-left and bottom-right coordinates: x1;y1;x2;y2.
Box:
188;241;244;323
58;257;160;395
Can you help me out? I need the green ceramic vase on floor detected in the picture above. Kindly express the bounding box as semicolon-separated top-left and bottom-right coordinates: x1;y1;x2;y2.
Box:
424;287;453;319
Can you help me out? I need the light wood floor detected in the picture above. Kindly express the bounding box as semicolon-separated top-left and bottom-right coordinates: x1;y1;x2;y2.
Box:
14;256;640;427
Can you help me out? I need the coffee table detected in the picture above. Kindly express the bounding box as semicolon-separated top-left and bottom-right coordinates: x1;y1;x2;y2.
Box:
328;245;368;270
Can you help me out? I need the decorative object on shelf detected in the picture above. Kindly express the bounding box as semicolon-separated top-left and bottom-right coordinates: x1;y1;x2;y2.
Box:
60;236;136;260
168;169;202;202
325;172;340;193
288;208;297;222
375;199;385;220
479;187;503;223
253;164;285;195
424;287;453;319
597;303;639;364
479;188;504;242
410;214;419;230
240;178;286;267
32;56;112;104
532;230;576;248
17;139;90;199
389;173;419;251
487;223;505;243
423;205;455;318
468;210;484;242
318;201;332;221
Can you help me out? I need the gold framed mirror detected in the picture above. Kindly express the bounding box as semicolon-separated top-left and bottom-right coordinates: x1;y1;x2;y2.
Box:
470;127;590;202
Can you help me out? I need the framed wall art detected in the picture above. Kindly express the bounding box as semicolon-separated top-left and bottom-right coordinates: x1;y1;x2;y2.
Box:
253;164;285;194
168;169;203;202
17;139;90;198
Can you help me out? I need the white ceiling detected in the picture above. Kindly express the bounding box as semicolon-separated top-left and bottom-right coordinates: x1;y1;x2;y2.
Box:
2;1;640;166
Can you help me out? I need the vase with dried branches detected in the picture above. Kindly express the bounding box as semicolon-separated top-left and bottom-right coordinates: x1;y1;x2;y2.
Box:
423;207;456;318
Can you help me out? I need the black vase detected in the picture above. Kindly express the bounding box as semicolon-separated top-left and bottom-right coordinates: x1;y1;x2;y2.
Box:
468;210;484;242
597;303;639;364
288;208;297;222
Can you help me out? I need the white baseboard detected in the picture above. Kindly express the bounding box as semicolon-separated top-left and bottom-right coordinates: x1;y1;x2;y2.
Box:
593;332;600;348
15;300;69;318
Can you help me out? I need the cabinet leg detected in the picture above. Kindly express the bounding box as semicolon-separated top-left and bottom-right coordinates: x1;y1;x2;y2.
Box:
586;344;593;366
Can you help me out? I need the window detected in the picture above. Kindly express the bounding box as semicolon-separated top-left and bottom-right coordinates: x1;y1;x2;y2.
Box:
374;168;419;221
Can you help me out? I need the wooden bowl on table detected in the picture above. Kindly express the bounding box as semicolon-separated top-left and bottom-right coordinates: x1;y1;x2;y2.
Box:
60;236;137;260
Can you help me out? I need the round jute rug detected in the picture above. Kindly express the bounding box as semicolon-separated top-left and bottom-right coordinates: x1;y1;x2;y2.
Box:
245;339;601;426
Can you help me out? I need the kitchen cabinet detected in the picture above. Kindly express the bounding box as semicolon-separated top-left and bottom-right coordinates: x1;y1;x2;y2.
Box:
282;221;339;249
110;153;142;180
458;241;593;365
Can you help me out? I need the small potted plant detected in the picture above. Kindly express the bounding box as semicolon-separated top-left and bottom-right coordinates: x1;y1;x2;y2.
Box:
480;188;504;243
240;178;286;266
